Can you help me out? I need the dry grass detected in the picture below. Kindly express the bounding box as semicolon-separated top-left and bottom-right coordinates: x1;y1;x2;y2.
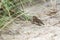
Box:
0;0;57;30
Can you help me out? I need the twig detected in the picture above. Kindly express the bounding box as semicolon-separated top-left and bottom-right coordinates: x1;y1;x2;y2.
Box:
0;12;25;31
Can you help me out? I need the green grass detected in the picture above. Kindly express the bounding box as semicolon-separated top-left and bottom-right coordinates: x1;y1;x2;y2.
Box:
0;0;33;30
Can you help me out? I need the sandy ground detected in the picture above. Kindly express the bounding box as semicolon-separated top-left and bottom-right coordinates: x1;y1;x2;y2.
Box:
0;0;60;40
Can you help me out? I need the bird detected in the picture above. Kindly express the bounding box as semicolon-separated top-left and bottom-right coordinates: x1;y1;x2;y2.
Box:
31;16;44;26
